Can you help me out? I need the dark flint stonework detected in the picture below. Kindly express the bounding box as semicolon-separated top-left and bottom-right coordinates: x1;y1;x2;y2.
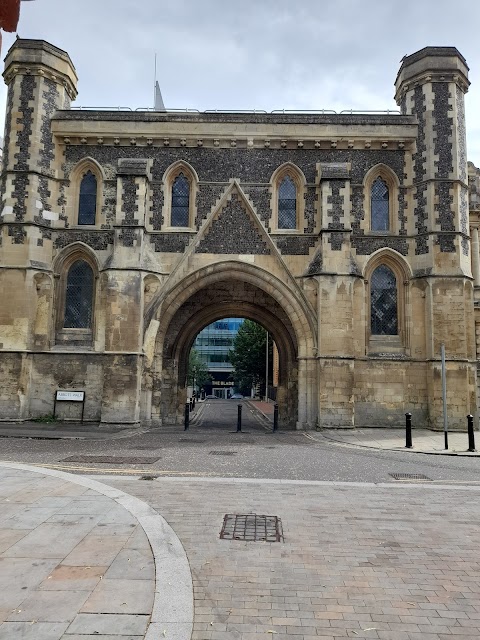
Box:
274;236;317;255
400;94;407;116
14;75;36;172
460;186;469;256
328;231;345;251
398;187;407;235
436;234;455;252
411;85;428;255
150;182;164;229
37;176;52;220
435;182;454;233
350;185;364;235
456;86;467;183
306;248;323;275
151;233;195;253
63;146;406;251
119;227;136;247
196;183;225;228
102;182;117;225
196;193;270;255
352;236;408;256
65;146;405;189
0;84;14;201
304;187;316;233
432;83;453;179
326;181;345;229
39;78;58;174
54;231;114;250
8;225;27;244
12;175;29;222
121;175;139;226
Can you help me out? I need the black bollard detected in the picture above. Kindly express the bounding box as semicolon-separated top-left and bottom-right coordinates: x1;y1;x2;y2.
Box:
192;396;196;410
405;412;412;448
273;403;279;432
467;414;476;452
236;404;242;432
189;398;193;412
184;402;190;431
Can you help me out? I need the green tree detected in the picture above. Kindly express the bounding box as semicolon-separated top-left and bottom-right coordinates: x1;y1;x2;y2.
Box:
229;320;272;395
187;349;210;389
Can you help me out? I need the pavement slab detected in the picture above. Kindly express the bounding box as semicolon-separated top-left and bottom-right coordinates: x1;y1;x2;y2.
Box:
0;463;193;640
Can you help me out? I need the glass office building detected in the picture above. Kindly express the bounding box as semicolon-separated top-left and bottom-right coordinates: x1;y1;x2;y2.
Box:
193;318;243;398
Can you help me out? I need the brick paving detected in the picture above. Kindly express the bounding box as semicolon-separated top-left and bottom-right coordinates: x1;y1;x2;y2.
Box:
106;476;480;640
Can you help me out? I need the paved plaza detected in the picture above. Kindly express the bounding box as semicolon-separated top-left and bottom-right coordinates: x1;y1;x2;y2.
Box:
0;400;480;639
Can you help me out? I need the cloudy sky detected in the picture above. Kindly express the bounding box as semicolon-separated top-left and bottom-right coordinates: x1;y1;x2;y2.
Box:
1;0;480;165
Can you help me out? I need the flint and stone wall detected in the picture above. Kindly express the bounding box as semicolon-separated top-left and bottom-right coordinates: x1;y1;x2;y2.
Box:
0;40;478;429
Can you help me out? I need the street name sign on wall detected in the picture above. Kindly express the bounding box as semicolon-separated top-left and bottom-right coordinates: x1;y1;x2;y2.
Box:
53;390;86;423
56;390;85;401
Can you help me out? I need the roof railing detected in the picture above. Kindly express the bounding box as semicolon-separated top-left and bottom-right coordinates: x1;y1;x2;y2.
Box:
69;106;403;116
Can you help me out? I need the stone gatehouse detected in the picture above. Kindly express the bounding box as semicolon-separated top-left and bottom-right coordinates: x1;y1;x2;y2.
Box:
1;39;479;430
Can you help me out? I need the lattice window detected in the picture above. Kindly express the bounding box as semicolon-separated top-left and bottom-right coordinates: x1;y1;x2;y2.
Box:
78;171;97;225
278;176;297;229
371;177;389;231
371;265;398;335
171;173;190;227
64;260;94;329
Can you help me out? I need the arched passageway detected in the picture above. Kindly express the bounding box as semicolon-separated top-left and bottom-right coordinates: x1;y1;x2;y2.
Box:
145;262;317;429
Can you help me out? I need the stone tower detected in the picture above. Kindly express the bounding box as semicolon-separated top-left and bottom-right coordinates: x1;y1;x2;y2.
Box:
395;47;476;428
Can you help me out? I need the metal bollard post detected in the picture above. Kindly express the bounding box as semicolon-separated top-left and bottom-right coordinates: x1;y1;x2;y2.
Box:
236;404;242;432
273;403;279;432
405;412;412;448
467;414;476;452
189;398;193;412
192;396;196;410
184;402;190;431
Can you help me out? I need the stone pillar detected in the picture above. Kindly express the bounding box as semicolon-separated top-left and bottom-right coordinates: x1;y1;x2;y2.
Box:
471;226;480;287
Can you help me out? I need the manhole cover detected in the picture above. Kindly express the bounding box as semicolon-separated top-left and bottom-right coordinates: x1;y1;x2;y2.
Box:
220;514;284;542
389;473;432;481
209;451;237;456
60;456;160;464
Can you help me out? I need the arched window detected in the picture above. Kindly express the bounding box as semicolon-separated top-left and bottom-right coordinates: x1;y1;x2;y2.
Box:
371;177;389;231
78;171;97;225
64;260;94;329
278;175;297;229
370;265;398;335
171;173;190;227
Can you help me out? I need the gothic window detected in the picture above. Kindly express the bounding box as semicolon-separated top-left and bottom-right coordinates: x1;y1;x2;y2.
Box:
371;177;390;231
278;176;297;229
78;171;97;225
171;173;190;227
64;260;94;329
370;265;398;335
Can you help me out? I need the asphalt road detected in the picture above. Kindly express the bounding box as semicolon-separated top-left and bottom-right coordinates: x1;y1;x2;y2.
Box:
1;400;479;484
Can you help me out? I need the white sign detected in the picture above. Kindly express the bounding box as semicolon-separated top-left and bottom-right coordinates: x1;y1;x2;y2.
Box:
56;390;85;401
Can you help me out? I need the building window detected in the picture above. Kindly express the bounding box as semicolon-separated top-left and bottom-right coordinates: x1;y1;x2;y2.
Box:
278;176;297;229
64;259;94;329
171;173;190;227
371;177;389;231
78;171;97;225
370;265;398;335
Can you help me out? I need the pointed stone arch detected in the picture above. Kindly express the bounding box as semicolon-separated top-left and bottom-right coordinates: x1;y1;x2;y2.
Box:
162;160;199;229
363;163;400;233
145;260;318;429
68;157;105;227
270;162;307;232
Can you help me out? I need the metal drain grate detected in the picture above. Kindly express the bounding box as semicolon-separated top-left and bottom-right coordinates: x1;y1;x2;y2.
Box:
220;514;284;542
389;472;432;481
209;451;237;456
139;475;158;481
61;456;160;464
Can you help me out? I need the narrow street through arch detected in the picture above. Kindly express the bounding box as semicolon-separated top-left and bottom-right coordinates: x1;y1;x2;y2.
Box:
190;398;272;433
